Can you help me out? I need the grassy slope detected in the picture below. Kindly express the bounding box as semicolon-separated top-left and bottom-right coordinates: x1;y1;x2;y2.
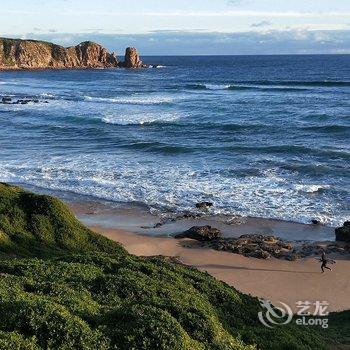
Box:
0;183;347;350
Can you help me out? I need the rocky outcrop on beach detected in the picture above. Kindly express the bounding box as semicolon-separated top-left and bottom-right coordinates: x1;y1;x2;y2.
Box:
335;221;350;242
175;228;350;260
175;225;221;241
0;38;151;70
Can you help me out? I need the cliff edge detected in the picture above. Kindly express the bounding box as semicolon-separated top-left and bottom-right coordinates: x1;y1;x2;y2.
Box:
0;38;147;70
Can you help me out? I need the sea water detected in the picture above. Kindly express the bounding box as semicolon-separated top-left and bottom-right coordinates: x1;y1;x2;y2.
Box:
0;55;349;226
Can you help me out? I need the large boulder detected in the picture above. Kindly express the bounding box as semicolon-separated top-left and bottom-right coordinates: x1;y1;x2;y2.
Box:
335;221;350;242
175;225;221;241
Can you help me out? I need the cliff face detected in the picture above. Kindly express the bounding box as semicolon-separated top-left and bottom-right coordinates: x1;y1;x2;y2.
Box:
0;38;119;69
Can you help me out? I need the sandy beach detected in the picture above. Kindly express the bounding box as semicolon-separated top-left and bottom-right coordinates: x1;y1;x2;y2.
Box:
69;200;350;313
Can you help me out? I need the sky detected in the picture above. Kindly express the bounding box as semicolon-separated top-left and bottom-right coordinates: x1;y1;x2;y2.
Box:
1;0;350;54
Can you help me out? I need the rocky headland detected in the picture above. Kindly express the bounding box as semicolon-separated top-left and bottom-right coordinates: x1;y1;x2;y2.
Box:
0;38;147;70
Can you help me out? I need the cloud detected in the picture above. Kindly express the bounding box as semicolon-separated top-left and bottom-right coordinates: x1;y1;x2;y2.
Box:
16;29;350;55
32;27;56;33
150;29;208;33
54;9;350;18
227;0;246;6
251;21;272;28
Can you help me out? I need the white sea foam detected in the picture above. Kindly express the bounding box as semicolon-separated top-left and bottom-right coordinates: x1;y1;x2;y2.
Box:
84;95;174;105
204;83;231;90
41;92;55;98
293;184;328;193
102;112;182;125
0;157;345;228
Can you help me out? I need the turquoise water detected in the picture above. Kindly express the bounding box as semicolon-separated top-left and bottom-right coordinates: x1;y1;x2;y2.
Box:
0;55;349;225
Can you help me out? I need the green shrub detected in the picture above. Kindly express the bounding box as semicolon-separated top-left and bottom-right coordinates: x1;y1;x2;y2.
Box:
0;331;39;350
0;183;347;349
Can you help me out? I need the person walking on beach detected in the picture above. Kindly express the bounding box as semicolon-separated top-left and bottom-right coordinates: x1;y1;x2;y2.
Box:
319;250;333;273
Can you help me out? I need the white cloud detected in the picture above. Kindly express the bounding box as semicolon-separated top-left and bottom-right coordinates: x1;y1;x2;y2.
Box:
251;21;272;28
56;10;350;18
16;29;350;55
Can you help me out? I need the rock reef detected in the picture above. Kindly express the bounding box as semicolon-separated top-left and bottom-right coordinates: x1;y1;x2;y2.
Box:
175;225;221;241
335;221;350;242
175;225;350;260
0;38;147;70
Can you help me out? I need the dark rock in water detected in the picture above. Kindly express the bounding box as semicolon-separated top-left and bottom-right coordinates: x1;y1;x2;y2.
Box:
16;99;29;104
335;221;350;242
175;225;221;241
195;201;213;210
311;219;321;225
1;97;11;103
2;97;45;105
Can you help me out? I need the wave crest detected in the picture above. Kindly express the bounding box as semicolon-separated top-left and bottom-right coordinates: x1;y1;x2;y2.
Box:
102;112;182;125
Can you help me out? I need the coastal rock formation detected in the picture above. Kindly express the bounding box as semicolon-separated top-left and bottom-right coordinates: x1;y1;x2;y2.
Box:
0;38;153;70
0;38;118;69
175;225;221;241
120;47;146;68
335;221;350;242
176;231;350;260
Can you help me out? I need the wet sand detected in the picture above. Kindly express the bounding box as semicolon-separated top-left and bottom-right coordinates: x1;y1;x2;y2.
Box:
70;199;334;241
68;201;350;313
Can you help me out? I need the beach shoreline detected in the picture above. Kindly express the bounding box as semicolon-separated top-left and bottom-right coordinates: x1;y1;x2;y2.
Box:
68;199;350;313
67;194;336;241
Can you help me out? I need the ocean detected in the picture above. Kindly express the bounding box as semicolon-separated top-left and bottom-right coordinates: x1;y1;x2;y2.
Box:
0;55;349;226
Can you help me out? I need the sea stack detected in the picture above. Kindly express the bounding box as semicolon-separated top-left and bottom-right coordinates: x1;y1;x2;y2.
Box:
121;47;146;68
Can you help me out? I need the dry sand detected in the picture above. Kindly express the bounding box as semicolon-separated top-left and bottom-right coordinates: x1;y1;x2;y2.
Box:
66;199;349;313
89;224;350;313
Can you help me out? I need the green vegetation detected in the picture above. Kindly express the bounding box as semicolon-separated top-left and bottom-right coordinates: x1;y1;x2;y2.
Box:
0;183;348;349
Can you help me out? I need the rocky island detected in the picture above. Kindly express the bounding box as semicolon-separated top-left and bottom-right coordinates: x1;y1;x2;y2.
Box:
0;37;147;70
